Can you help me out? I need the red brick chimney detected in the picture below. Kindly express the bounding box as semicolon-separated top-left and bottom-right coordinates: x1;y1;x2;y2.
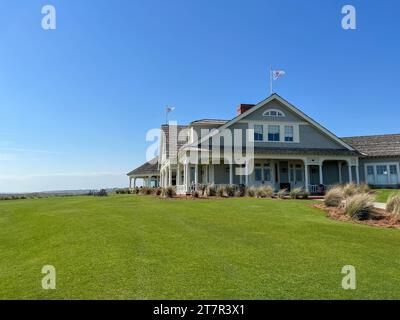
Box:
237;104;255;115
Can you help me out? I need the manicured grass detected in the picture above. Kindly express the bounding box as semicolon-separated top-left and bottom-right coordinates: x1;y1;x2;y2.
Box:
373;189;400;203
0;195;399;300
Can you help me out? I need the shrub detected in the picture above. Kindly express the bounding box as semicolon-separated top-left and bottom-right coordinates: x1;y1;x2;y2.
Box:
302;191;310;199
289;188;303;199
257;186;274;198
324;187;344;207
225;185;236;197
217;186;226;197
387;192;400;216
206;185;217;197
277;189;288;199
139;187;152;195
344;193;375;220
246;187;257;197
154;188;162;196
192;190;200;198
161;186;176;198
343;183;358;198
116;188;131;194
358;183;370;194
97;189;108;197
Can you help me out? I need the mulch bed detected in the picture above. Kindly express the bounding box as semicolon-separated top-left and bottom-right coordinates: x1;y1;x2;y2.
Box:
312;203;400;229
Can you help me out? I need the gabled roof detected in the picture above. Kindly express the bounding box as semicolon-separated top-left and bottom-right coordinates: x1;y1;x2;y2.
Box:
341;134;400;158
127;157;159;177
185;93;355;152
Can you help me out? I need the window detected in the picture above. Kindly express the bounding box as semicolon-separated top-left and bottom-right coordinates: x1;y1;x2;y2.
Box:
254;125;264;141
377;165;388;175
390;165;397;175
367;166;374;175
284;126;294;142
263;165;271;181
263;109;285;117
255;164;262;181
268;125;280;141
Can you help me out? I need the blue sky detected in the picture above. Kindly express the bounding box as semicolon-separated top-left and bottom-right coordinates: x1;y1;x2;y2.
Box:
0;0;399;192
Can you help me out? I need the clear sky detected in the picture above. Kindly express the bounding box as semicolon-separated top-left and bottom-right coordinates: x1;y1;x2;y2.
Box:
0;0;399;192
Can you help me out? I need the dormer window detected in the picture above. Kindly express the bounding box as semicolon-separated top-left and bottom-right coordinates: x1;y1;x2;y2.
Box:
263;109;285;117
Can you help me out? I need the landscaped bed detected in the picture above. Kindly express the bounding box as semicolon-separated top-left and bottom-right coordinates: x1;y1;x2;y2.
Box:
0;194;399;299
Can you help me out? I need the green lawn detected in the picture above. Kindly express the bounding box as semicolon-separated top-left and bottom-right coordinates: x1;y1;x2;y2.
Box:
373;189;400;203
0;195;399;300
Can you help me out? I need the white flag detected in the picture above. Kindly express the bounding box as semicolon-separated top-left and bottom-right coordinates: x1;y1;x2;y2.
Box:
166;106;175;113
272;70;286;80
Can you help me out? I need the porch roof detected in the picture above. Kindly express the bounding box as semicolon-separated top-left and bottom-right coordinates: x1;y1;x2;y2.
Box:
127;157;159;177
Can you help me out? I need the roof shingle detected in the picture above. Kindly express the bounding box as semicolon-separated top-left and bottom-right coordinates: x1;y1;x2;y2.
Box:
341;134;400;157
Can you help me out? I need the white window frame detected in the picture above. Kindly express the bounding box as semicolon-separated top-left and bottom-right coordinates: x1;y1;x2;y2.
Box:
284;125;294;142
268;125;280;142
263;109;286;117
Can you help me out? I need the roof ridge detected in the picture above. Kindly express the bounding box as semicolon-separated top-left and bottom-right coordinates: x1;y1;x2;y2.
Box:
342;133;400;139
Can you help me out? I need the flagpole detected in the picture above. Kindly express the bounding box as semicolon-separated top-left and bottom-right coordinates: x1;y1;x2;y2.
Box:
269;65;273;95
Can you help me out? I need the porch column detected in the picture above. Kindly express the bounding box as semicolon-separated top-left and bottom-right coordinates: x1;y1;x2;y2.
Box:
304;164;309;192
229;163;233;185
245;161;249;186
355;165;360;184
205;165;209;184
177;163;181;185
129;177;132;189
168;167;172;186
194;164;199;189
185;162;190;191
338;162;343;184
319;163;324;185
348;164;353;183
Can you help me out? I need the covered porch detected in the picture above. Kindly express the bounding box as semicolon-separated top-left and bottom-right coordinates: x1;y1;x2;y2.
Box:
171;153;359;195
127;157;160;189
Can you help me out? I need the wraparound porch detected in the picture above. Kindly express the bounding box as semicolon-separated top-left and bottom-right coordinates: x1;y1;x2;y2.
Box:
161;155;360;195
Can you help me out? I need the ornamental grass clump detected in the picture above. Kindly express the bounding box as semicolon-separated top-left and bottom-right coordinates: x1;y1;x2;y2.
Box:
289;188;303;199
246;187;257;198
217;186;226;197
357;183;371;194
161;186;176;198
225;185;236;197
206;185;217;197
387;192;400;216
343;183;358;198
344;193;375;220
324;186;344;207
277;189;288;199
256;186;274;198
